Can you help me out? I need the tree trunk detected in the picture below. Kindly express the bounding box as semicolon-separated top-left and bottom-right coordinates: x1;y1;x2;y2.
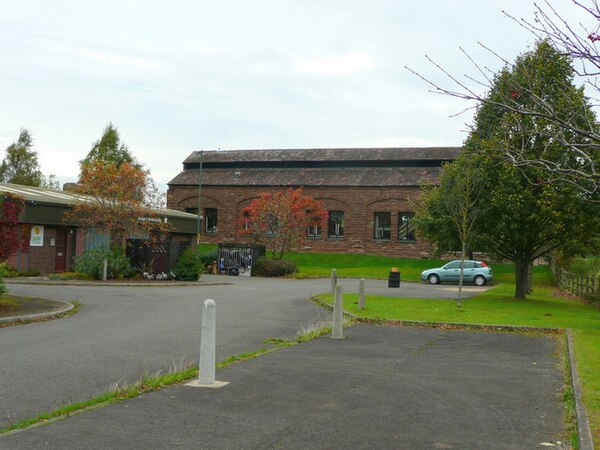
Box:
457;242;466;307
514;258;528;299
526;261;533;294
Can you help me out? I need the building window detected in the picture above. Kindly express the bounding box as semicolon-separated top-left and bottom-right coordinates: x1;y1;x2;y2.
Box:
185;207;198;214
307;224;321;238
374;212;391;240
328;210;344;238
398;212;416;241
204;208;218;233
265;212;278;236
242;211;250;230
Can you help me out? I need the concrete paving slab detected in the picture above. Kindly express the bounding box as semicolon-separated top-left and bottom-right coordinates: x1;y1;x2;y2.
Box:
0;324;564;450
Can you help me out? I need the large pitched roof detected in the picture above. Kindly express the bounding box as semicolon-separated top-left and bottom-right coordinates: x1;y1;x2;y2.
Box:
169;167;444;187
182;147;461;164
169;147;460;187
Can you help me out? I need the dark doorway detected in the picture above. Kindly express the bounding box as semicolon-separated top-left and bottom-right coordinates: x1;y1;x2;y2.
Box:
126;238;184;275
54;228;68;273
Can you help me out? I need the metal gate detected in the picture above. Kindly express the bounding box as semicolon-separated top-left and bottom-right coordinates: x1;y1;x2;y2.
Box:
217;243;265;276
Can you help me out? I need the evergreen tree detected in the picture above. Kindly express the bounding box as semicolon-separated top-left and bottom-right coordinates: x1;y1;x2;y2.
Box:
81;123;139;168
0;129;43;186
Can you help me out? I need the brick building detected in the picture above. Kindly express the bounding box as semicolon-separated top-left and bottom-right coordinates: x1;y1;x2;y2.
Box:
167;147;460;257
1;182;198;274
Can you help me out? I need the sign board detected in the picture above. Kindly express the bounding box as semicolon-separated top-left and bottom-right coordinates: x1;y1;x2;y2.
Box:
30;225;44;247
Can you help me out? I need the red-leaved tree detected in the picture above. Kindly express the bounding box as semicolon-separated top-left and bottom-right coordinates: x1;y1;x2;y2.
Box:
0;193;26;261
239;188;328;259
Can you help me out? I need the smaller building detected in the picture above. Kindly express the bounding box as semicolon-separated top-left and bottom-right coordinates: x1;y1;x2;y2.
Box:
1;182;199;274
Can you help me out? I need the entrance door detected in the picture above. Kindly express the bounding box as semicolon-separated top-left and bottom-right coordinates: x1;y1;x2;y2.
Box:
54;228;67;273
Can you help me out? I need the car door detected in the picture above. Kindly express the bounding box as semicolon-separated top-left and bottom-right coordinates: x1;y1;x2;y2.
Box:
462;261;475;281
441;261;462;282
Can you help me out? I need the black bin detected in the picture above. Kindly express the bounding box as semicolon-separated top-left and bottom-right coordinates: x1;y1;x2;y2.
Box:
388;271;400;288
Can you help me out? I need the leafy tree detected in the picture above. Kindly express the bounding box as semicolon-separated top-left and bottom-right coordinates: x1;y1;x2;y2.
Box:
0;193;27;261
240;188;328;259
0;129;43;186
408;1;600;197
81;123;139;169
65;161;168;246
415;155;487;304
436;41;600;299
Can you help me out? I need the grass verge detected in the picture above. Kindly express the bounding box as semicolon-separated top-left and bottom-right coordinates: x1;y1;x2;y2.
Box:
0;300;80;328
315;283;600;446
0;321;343;435
0;296;20;312
561;335;579;450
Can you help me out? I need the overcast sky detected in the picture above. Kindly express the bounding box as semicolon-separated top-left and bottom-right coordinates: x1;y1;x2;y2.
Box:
0;1;592;191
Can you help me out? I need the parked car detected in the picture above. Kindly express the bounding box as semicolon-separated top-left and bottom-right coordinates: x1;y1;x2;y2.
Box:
420;260;493;286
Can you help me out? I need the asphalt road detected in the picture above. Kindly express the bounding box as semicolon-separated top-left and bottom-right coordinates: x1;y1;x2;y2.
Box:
0;276;488;429
0;325;563;449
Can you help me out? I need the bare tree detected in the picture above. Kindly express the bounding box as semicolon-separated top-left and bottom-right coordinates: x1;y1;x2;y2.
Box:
415;157;486;306
407;0;600;198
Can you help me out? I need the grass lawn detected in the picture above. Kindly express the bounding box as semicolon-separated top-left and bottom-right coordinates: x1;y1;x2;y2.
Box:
316;283;600;446
198;243;218;253
285;251;555;285
199;246;554;285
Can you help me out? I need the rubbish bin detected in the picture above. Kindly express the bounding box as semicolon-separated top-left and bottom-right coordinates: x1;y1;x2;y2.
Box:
388;268;400;288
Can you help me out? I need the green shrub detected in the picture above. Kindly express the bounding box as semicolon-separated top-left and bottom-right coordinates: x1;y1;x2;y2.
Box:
48;272;93;281
74;247;134;280
0;264;7;297
569;256;600;276
0;265;40;278
18;269;41;277
0;265;19;278
198;248;218;267
173;249;203;281
252;258;298;277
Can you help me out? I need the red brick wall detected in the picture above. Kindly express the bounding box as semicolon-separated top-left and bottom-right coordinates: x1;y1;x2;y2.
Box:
5;225;86;274
7;225;58;274
167;186;435;258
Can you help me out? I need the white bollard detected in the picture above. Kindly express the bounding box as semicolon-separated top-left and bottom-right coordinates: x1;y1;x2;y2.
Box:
186;299;229;388
331;284;344;339
358;278;366;310
102;258;108;281
331;268;337;295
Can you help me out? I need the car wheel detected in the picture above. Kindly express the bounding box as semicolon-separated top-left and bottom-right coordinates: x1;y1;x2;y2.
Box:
474;275;487;286
428;274;440;285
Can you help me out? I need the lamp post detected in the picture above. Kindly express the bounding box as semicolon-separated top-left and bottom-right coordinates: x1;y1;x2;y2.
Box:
196;150;203;245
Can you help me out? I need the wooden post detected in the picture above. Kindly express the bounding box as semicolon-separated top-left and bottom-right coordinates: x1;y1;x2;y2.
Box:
331;268;337;295
586;275;590;296
358;278;366;310
332;285;344;339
